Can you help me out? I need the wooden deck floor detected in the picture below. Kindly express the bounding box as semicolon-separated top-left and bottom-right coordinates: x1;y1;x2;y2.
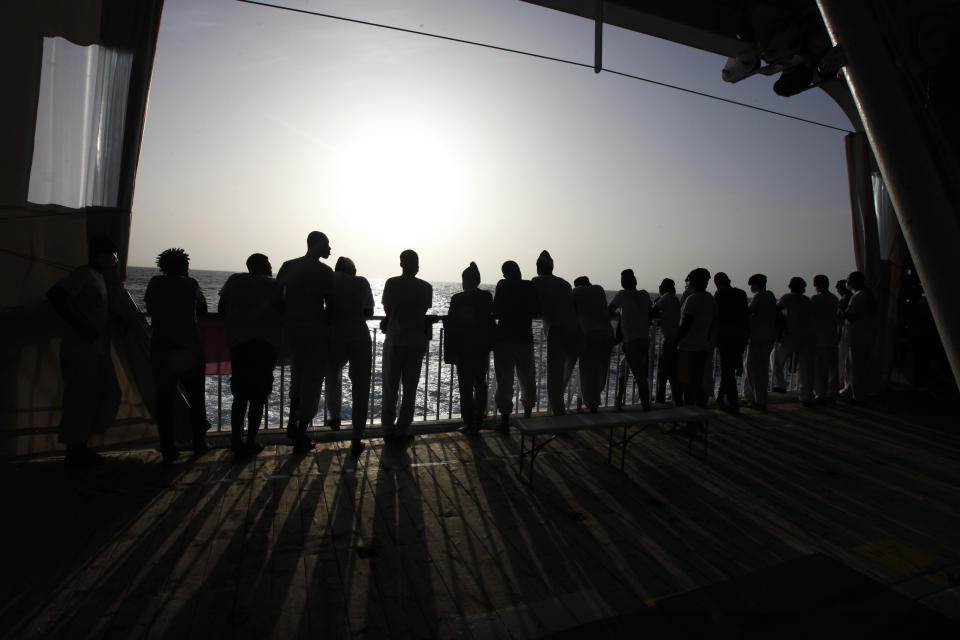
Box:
2;397;959;638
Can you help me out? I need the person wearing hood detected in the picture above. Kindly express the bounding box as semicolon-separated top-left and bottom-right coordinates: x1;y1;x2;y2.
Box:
573;276;614;413
652;278;681;404
741;273;778;410
381;249;433;443
773;276;814;405
323;256;374;457
609;269;652;410
492;260;538;430
46;235;122;468
531;250;580;415
444;262;494;433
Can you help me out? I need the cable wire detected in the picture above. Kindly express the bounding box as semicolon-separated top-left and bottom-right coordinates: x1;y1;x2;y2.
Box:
236;0;853;134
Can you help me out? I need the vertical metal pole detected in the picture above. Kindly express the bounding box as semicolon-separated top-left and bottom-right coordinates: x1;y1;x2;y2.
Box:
370;327;377;426
436;327;443;419
594;0;603;74
536;326;545;410
423;342;430;421
217;372;222;427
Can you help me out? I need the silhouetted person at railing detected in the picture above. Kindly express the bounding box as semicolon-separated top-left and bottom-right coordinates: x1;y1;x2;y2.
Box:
572;275;614;413
652;278;680;404
46;235;121;468
841;270;877;403
492;260;538;431
444;262;494;434
381;249;433;444
675;268;716;408
811;274;840;404
277;231;333;452
773;276;815;405
835;278;852;391
145;248;210;463
609;269;652;411
218;253;283;457
532;250;580;415
324;256;374;457
741;273;778;411
713;272;749;414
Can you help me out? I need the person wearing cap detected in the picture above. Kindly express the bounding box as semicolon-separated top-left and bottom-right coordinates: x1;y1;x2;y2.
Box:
531;250;580;415
609;269;652;410
218;253;284;457
445;262;494;433
810;274;840;403
841;270;877;403
323;256;374;457
652;278;681;404
46;235;122;468
277;231;334;452
713;272;749;414
493;260;538;430
381;249;433;442
772;276;815;405
573;276;614;413
675;268;717;407
741;273;778;410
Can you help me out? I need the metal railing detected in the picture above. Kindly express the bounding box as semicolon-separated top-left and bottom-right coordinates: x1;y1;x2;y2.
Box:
200;318;799;432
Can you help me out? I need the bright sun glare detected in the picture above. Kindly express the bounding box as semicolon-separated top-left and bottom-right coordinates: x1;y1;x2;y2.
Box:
335;122;461;246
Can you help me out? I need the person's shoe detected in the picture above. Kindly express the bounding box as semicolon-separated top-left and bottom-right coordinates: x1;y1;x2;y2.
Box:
771;386;787;394
193;441;212;456
350;440;365;458
327;419;341;432
460;423;480;436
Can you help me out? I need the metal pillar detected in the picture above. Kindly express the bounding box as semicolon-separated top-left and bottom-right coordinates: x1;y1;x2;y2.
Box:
817;0;960;390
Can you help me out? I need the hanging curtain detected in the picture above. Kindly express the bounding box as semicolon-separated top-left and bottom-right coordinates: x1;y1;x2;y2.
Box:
871;173;898;260
27;37;133;209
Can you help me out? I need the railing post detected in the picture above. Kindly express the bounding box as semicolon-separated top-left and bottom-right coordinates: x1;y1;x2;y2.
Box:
436;327;443;420
370;327;377;426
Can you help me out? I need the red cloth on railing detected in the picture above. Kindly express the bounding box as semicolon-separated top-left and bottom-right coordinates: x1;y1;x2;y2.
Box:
198;315;231;375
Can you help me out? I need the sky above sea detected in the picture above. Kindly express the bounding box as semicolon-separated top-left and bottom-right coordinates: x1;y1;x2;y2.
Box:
129;0;856;294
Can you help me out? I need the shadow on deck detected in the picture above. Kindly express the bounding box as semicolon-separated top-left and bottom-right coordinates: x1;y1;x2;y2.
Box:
1;394;959;638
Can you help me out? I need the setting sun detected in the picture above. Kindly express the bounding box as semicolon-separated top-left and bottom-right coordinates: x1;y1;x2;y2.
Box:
334;120;462;246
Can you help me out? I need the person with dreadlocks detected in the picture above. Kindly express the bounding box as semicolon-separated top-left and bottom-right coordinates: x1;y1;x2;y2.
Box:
144;248;210;463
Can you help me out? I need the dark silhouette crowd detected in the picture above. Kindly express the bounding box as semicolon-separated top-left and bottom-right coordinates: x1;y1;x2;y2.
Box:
48;233;878;467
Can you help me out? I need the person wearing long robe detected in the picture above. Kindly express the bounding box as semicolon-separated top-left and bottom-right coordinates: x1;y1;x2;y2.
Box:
46;235;121;467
